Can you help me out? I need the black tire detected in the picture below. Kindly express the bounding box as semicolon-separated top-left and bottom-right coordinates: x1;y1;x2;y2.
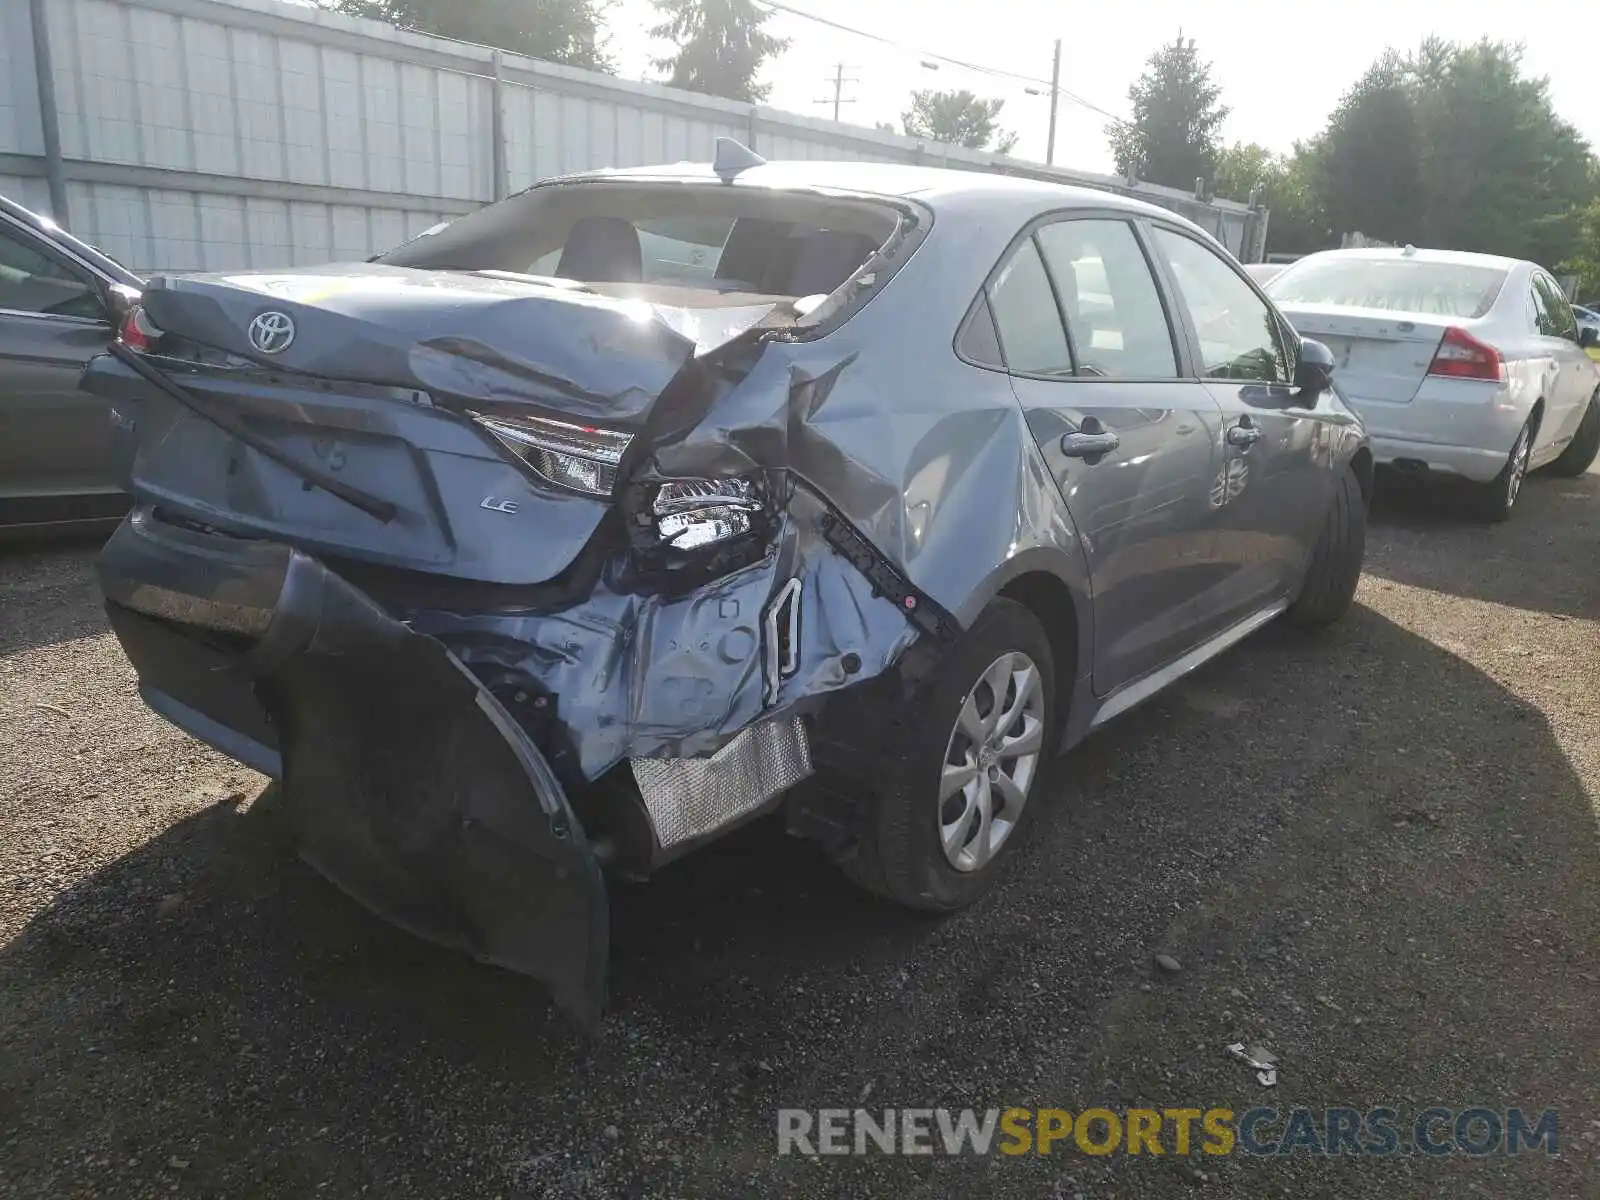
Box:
1466;418;1534;522
1547;394;1600;478
838;598;1056;911
1288;463;1366;628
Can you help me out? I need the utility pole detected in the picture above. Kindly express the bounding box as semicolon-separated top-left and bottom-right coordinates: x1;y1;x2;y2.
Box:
815;63;858;122
1046;38;1061;166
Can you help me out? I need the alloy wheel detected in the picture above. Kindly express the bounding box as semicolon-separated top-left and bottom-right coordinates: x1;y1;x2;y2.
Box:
1506;425;1532;509
938;651;1046;872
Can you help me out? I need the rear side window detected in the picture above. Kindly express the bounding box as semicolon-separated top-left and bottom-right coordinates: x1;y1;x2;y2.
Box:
1534;274;1578;339
1268;257;1507;319
1154;228;1291;384
987;238;1073;376
1035;219;1177;378
956;294;1004;368
1529;279;1556;335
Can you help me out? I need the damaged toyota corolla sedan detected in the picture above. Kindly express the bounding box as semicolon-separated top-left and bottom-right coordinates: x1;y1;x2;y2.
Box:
85;142;1371;1024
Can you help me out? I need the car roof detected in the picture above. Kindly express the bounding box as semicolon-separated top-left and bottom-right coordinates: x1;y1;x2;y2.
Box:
559;159;1202;231
1290;246;1526;272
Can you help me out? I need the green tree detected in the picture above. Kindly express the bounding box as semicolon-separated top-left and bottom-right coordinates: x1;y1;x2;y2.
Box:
1312;39;1593;263
320;0;612;70
1211;141;1275;202
1558;193;1600;299
1311;53;1420;246
650;0;789;103
1108;34;1230;190
1412;40;1590;265
901;89;1017;153
1212;141;1329;256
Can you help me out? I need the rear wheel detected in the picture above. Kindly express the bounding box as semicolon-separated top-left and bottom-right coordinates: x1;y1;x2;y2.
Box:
839;599;1055;911
1467;418;1533;522
1288;463;1366;628
1547;394;1600;477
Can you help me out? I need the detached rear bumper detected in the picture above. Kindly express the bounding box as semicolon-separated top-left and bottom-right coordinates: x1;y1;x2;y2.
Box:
97;508;608;1025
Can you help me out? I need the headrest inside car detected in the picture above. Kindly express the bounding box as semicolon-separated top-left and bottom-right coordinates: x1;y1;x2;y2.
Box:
785;230;879;298
556;217;644;283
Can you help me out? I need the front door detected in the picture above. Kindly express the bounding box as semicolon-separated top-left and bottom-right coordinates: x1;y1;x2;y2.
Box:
970;215;1228;695
0;218;120;524
1147;225;1328;622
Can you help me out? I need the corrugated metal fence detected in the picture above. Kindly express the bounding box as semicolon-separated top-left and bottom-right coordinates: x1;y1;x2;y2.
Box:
1;0;1268;274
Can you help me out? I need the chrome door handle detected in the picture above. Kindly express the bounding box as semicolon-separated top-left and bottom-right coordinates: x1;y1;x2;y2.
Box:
1226;423;1262;447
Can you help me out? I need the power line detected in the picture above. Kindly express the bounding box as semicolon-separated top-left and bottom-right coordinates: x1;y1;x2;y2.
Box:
754;0;1128;125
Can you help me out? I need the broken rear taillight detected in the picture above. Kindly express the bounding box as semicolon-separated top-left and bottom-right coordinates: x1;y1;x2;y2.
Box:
471;412;632;497
118;305;164;353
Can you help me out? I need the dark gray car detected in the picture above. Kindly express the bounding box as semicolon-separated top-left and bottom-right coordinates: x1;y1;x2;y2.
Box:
0;194;141;534
85;145;1370;1024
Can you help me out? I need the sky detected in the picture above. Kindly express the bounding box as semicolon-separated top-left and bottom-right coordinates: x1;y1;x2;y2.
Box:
605;0;1600;175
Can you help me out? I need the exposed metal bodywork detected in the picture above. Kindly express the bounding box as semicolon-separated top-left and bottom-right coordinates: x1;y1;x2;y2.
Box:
86;160;1369;1024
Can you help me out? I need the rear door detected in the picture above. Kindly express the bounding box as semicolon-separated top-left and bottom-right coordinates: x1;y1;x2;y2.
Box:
0;216;121;522
1531;271;1595;454
967;213;1228;695
1148;224;1328;620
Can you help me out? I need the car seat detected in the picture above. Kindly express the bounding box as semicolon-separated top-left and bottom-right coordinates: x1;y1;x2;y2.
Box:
556;217;643;283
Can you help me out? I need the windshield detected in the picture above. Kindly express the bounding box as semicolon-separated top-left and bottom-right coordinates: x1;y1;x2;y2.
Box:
1267;257;1507;318
376;181;904;302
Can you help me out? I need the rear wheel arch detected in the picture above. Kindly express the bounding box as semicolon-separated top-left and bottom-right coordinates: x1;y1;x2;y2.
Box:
1546;388;1600;477
998;569;1080;737
1350;447;1374;508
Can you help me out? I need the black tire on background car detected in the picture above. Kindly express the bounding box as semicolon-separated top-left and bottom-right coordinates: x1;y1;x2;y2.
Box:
1467;418;1534;522
1547;394;1600;478
840;598;1056;911
1287;462;1366;628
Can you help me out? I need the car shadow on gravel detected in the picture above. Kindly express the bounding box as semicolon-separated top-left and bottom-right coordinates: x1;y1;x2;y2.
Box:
2;602;1598;1199
1365;469;1600;619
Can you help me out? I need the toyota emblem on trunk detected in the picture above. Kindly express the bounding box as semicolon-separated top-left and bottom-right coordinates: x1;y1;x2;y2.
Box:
248;311;296;354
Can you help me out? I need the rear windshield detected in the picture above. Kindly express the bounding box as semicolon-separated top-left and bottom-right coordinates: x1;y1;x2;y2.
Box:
375;181;904;304
1267;258;1507;318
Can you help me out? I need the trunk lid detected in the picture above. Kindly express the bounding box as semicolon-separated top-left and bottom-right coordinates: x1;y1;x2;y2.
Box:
1275;304;1452;405
83;266;787;587
137;265;782;424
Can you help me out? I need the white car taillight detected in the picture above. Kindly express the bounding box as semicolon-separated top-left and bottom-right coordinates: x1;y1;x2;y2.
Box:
1427;326;1506;382
471;412;632;497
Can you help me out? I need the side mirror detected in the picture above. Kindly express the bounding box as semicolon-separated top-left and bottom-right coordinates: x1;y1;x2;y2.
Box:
1580;325;1598;349
1294;337;1336;396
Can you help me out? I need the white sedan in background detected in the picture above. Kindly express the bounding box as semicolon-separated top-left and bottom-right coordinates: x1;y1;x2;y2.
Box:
1267;247;1600;519
1243;261;1288;286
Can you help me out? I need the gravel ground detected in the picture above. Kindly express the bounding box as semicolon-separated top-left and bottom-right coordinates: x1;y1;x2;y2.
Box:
2;467;1598;1200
